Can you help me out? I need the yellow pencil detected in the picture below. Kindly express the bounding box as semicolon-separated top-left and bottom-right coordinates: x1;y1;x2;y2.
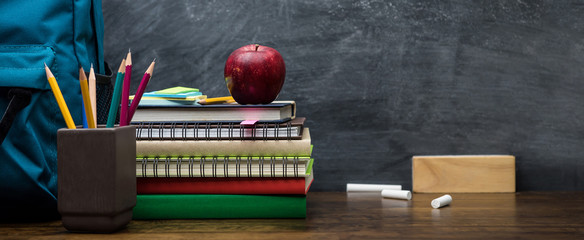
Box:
198;96;235;105
45;64;76;129
79;68;96;128
88;65;97;127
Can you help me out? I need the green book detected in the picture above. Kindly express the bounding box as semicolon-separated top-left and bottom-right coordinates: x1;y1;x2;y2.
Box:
133;194;306;219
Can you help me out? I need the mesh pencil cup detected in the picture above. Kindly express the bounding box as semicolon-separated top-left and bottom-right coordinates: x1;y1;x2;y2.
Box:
57;125;136;233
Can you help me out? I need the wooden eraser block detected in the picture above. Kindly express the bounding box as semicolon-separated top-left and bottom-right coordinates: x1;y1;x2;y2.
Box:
412;155;515;193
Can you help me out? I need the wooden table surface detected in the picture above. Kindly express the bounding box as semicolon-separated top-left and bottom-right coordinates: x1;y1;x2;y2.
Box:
1;192;583;239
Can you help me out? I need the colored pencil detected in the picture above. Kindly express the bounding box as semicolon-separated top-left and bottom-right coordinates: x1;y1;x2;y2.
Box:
120;49;132;126
79;68;96;128
82;108;88;128
198;96;235;105
88;64;97;127
127;59;156;124
44;64;76;129
106;58;126;128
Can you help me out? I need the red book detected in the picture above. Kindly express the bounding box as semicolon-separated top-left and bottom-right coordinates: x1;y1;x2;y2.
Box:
137;171;313;195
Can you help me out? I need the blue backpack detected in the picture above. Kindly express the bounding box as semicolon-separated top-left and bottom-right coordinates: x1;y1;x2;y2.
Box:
0;0;106;220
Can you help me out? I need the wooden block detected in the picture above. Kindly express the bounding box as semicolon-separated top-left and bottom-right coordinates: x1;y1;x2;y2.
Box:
412;155;515;193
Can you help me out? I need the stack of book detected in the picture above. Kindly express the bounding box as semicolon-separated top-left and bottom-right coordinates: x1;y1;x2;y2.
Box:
130;100;314;219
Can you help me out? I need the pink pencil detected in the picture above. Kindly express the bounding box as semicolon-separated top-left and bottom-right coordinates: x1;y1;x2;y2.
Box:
120;49;132;126
127;59;156;124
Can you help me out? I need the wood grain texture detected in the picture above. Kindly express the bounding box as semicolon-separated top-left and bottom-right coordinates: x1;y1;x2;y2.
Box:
1;192;583;239
413;155;515;193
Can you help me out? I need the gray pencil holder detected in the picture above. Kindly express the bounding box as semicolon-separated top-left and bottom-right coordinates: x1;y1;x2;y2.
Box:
57;125;136;233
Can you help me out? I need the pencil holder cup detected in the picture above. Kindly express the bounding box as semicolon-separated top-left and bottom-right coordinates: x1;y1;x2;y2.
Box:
57;125;136;233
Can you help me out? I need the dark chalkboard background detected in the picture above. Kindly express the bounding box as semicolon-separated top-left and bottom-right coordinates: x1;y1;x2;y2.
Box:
102;0;584;191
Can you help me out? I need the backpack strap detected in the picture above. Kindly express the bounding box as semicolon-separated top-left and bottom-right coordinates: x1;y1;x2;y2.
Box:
0;88;32;145
95;61;113;124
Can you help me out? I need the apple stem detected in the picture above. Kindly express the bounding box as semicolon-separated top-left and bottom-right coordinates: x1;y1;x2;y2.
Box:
255;44;260;51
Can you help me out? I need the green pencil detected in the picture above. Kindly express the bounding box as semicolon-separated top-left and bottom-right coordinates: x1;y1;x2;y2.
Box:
106;58;126;128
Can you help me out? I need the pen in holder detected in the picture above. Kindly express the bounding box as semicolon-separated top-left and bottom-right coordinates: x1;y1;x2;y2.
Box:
57;125;136;233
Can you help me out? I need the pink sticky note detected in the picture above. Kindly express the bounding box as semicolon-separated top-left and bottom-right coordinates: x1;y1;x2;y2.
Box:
240;120;258;126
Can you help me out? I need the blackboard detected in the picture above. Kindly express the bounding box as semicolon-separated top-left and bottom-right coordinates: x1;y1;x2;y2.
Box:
103;0;584;191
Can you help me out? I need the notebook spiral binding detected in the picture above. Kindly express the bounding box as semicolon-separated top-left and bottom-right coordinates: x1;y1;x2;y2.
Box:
138;156;304;178
135;121;295;141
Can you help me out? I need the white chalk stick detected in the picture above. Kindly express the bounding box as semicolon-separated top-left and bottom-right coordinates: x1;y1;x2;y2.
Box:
431;194;452;209
381;189;412;200
346;183;402;192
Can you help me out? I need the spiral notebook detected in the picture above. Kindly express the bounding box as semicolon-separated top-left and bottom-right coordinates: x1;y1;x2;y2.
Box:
133;117;305;140
136;169;314;194
136;156;314;178
136;128;312;157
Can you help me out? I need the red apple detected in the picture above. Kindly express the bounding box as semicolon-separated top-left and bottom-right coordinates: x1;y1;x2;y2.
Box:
224;44;286;104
